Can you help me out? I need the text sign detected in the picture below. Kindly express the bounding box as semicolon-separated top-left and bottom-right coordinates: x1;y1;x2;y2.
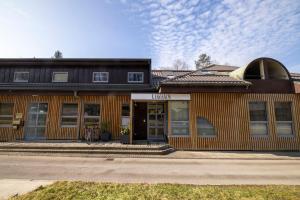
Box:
131;93;190;101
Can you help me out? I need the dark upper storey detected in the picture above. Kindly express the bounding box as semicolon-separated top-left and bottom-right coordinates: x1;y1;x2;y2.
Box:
0;58;154;92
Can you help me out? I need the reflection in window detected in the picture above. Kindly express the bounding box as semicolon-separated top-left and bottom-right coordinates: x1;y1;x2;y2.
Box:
197;117;216;137
0;103;14;127
275;102;293;136
249;102;268;136
61;104;78;127
84;104;100;126
170;101;189;136
121;104;130;128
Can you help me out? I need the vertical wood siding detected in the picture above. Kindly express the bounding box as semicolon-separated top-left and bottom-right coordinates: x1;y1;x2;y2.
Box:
169;93;300;150
0;95;130;141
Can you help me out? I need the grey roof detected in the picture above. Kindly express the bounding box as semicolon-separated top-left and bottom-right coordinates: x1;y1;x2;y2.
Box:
160;70;252;87
151;70;191;88
202;64;239;72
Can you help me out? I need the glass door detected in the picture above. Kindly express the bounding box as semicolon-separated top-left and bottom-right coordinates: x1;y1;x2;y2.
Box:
25;103;48;140
147;103;165;140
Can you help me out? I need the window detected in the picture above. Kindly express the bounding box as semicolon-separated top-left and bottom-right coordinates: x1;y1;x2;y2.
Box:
0;103;14;127
197;117;216;137
275;102;293;136
84;104;100;126
61;104;78;127
121;104;130;128
14;72;29;82
249;102;268;136
128;72;144;83
93;72;109;83
52;72;68;82
170;101;189;136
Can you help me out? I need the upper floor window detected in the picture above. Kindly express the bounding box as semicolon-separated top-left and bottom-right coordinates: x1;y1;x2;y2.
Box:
52;72;68;82
275;102;293;136
197;117;216;137
128;72;144;83
0;103;14;127
249;102;268;136
93;72;109;83
14;72;29;82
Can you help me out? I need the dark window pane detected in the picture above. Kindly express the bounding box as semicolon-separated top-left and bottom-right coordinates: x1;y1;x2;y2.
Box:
0;103;14;115
249;102;267;121
62;104;78;116
121;104;130;116
197;117;216;136
61;117;77;126
275;102;292;121
84;104;100;116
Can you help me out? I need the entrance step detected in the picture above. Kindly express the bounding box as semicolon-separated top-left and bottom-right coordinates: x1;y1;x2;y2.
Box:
0;142;175;155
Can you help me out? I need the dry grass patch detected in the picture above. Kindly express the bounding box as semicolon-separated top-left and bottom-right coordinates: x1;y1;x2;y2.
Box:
11;181;300;200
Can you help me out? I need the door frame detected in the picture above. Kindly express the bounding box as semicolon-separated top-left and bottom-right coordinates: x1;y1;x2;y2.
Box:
147;102;166;141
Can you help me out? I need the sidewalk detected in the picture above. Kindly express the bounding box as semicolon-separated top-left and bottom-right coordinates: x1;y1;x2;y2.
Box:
0;179;53;200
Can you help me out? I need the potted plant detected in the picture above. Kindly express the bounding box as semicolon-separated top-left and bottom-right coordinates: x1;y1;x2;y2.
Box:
100;121;111;142
120;127;130;144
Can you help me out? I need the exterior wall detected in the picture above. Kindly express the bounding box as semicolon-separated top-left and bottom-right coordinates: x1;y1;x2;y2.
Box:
169;93;300;151
0;95;130;141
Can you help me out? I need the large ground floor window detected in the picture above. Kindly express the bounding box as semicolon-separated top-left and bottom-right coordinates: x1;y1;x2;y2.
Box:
83;104;100;127
275;102;293;136
0;103;14;127
249;102;268;136
170;101;189;136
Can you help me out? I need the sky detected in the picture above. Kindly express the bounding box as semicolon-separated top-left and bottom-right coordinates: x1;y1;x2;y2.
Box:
0;0;300;71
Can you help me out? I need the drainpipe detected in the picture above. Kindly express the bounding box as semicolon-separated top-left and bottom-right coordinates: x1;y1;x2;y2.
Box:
74;91;81;141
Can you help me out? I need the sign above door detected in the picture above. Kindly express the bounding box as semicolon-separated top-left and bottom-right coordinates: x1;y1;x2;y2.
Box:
131;93;190;101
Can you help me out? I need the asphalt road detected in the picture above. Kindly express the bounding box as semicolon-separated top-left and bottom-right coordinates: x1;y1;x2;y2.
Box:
0;155;300;185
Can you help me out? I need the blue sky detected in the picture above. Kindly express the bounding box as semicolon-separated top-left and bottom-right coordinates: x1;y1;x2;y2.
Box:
0;0;300;71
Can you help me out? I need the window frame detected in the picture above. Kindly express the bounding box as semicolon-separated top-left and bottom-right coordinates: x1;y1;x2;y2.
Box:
274;101;294;137
127;72;144;83
197;117;216;138
0;103;14;127
248;101;269;137
83;103;101;126
52;72;69;83
169;101;190;137
92;72;109;83
13;72;29;83
60;103;78;128
121;104;130;128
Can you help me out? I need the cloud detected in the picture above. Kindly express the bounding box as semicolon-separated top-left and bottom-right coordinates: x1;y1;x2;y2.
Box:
126;0;300;68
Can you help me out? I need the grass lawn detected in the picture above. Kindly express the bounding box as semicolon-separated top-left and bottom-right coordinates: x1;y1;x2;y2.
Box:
11;181;300;200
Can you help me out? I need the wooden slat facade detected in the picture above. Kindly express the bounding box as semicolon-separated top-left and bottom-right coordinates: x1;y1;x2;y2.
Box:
0;95;130;141
169;93;300;150
1;93;300;151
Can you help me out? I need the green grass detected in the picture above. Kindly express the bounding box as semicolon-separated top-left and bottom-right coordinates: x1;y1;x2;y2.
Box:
11;181;300;200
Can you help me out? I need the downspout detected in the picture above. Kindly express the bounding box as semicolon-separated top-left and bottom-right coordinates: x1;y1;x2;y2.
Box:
74;91;82;141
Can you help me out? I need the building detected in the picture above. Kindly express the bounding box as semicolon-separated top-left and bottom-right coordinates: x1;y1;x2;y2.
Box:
0;57;299;150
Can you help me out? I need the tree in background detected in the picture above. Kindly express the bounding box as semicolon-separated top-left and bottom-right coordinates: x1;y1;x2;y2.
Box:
195;53;212;69
53;50;63;58
172;59;190;70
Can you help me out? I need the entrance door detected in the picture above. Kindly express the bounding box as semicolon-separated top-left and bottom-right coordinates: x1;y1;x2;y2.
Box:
133;102;147;140
25;103;48;140
147;103;165;141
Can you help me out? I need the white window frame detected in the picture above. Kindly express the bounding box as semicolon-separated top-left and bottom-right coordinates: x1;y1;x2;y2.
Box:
0;103;14;127
92;72;109;83
13;72;29;83
60;103;78;128
248;101;269;137
52;72;68;83
121;104;130;128
128;72;144;83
